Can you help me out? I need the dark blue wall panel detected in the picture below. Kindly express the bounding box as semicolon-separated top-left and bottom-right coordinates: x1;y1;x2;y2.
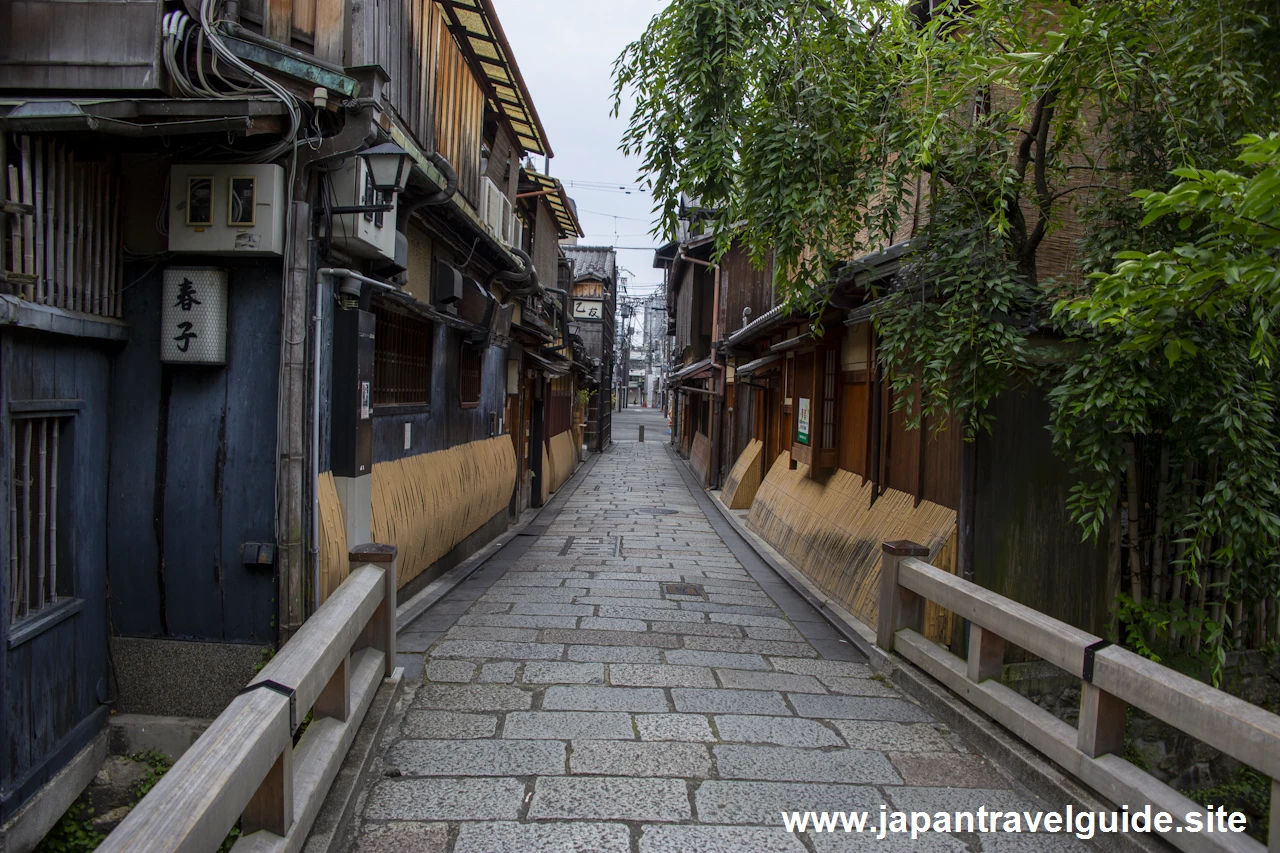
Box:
108;261;279;643
371;324;511;463
0;329;112;816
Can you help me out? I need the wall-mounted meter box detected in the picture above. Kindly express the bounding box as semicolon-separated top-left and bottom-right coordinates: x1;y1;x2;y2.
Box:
329;158;398;262
168;163;286;256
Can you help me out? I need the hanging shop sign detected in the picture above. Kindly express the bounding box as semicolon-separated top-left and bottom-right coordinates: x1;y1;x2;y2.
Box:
796;397;811;445
161;267;228;365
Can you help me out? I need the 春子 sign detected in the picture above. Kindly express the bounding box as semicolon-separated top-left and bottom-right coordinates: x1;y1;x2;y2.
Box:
161;267;228;365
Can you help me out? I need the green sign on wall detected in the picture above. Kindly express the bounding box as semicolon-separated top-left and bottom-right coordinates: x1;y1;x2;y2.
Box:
797;397;811;445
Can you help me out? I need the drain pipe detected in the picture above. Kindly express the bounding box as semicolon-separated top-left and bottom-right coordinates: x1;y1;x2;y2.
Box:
492;248;541;300
313;268;402;612
401;152;458;213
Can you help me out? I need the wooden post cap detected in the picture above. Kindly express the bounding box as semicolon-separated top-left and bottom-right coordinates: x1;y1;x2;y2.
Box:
349;543;397;563
882;540;929;557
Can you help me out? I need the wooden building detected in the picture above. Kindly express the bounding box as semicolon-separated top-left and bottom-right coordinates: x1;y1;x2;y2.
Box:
0;0;589;838
561;245;618;453
657;231;1111;652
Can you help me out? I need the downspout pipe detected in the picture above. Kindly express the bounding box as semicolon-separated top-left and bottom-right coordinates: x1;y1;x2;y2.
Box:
311;248;325;612
314;267;400;612
493;248;541;300
402;152;458;213
543;285;571;348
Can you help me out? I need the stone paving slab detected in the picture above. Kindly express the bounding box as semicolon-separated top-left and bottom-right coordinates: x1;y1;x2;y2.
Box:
502;711;635;741
569;739;712;777
349;439;1089;851
453;822;631;853
528;777;693;821
695;780;884;825
389;739;566;776
713;744;903;784
640;824;807;852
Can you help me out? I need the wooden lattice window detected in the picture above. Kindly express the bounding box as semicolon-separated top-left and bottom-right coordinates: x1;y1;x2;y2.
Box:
459;341;483;408
373;301;433;406
821;348;838;450
9;415;71;625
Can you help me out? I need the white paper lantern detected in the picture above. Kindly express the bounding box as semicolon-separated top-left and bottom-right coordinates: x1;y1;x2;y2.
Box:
161;267;228;365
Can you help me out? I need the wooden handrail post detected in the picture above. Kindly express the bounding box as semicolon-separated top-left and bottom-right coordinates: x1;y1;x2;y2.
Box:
967;625;1005;683
350;543;397;677
1078;681;1126;758
242;746;293;837
877;541;929;652
314;652;350;721
1269;777;1278;853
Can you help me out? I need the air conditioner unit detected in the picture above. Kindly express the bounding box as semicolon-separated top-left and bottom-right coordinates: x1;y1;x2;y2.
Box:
505;209;523;250
168;163;285;256
329;157;398;262
479;177;505;238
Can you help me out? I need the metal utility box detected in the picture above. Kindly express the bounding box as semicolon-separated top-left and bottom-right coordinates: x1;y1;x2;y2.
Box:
331;308;375;478
329;157;398;262
434;259;463;312
168;163;286;256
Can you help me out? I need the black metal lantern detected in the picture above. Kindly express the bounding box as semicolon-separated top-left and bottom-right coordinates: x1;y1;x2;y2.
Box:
359;142;413;195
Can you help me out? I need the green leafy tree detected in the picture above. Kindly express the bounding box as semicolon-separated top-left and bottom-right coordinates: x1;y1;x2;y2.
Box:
616;0;1280;672
1051;133;1280;676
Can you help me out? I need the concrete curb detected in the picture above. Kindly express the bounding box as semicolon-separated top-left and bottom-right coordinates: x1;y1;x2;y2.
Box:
301;667;406;853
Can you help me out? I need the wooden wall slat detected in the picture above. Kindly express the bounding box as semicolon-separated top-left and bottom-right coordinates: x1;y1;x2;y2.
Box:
292;0;316;42
313;0;343;63
265;0;293;47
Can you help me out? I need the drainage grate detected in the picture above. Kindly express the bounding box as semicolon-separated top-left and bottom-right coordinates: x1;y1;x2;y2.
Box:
663;583;705;598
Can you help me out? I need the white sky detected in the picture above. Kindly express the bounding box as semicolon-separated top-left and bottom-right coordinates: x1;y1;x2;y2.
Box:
488;0;670;299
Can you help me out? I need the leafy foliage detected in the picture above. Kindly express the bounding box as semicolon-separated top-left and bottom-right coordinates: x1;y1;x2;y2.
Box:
616;0;1280;674
36;803;105;853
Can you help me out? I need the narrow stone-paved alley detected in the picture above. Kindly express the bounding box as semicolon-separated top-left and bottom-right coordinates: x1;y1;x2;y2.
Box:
354;436;1086;852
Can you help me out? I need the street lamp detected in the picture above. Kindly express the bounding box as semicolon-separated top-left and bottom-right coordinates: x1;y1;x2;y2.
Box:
327;142;414;215
360;142;414;194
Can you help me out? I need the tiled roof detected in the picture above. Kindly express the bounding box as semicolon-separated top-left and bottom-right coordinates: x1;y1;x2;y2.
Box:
562;246;617;284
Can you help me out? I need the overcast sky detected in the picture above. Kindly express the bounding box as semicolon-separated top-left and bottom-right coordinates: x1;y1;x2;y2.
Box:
488;0;670;299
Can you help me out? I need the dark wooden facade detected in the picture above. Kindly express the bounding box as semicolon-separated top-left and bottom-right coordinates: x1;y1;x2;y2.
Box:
661;232;1112;641
0;328;113;820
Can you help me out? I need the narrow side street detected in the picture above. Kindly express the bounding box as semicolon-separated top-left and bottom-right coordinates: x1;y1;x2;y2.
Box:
354;424;1082;852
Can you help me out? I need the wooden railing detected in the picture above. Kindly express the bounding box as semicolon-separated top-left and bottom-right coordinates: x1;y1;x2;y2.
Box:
877;541;1280;853
99;545;398;853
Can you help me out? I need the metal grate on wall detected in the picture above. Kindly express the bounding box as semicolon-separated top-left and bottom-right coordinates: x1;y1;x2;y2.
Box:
373;300;433;407
8;416;66;625
459;341;483;408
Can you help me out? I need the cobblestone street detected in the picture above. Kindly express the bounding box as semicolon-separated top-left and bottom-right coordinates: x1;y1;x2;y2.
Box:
355;438;1080;852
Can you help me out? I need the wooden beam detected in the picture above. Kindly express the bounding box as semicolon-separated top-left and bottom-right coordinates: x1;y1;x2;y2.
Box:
350;544;397;677
966;624;1004;683
876;540;929;653
898;556;1100;676
313;653;349;721
241;746;293;837
1077;682;1126;758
